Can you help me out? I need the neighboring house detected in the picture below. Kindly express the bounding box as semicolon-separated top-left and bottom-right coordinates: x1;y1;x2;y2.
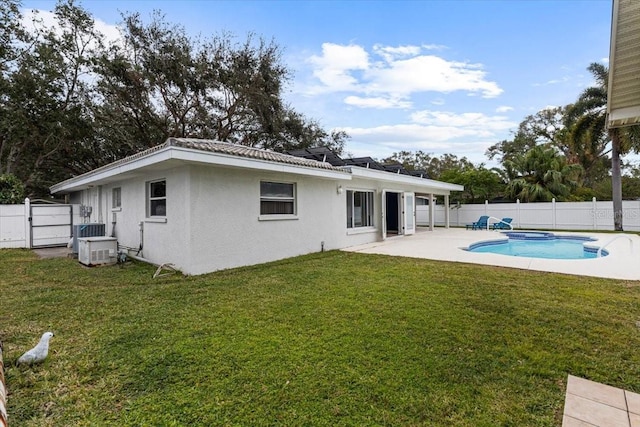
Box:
50;138;463;275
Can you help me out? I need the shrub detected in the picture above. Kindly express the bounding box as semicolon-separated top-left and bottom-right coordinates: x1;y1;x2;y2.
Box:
0;174;25;204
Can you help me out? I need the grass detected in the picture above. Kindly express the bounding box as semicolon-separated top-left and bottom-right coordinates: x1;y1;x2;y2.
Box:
1;249;640;426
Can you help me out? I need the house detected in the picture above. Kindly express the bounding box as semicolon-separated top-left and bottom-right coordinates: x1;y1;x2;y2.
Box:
50;138;463;275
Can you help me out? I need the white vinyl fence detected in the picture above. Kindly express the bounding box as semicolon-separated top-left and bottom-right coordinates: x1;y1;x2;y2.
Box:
0;199;81;249
418;198;640;232
5;198;639;249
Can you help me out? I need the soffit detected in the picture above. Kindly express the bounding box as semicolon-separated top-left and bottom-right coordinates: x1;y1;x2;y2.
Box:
608;0;640;128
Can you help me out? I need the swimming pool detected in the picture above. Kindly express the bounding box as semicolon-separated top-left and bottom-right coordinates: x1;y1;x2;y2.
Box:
466;231;608;259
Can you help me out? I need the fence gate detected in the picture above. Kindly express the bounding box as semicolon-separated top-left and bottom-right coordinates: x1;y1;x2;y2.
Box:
29;204;73;248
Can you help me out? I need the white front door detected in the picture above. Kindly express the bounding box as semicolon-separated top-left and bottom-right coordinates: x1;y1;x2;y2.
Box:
403;192;415;235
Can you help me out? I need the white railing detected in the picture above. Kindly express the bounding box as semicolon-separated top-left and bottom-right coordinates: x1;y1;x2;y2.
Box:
596;234;634;258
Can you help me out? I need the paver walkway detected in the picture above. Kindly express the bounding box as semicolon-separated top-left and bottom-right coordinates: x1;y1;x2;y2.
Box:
563;375;640;426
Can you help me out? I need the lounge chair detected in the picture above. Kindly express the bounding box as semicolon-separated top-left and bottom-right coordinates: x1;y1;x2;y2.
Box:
466;215;489;230
490;217;513;230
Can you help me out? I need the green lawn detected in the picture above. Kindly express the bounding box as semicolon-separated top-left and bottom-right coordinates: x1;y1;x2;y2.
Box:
1;249;639;426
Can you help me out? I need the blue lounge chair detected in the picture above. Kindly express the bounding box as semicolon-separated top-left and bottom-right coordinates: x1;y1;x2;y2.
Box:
490;217;513;230
466;215;489;230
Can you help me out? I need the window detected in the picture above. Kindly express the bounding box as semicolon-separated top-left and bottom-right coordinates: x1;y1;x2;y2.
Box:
260;181;295;215
112;187;121;209
148;180;166;217
347;190;374;228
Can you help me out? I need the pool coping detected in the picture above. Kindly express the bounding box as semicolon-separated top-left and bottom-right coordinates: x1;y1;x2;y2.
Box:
342;228;640;281
466;232;608;258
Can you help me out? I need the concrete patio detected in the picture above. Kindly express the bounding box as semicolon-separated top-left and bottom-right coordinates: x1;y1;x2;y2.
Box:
563;375;640;426
343;227;640;281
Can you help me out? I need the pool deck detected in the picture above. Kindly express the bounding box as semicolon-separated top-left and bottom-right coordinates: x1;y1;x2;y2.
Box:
342;227;640;281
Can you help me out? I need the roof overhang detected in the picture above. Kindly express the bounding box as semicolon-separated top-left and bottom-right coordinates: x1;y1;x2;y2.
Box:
51;145;352;194
343;166;464;195
607;0;640;129
51;139;465;195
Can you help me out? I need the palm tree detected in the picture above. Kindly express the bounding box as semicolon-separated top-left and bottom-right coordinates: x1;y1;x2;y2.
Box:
567;63;640;230
504;144;582;202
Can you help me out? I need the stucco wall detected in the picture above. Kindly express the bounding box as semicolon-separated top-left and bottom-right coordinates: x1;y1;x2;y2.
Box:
66;163;454;275
74;166;191;271
186;165;347;275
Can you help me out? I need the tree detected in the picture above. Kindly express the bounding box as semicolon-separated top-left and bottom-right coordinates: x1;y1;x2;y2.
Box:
92;12;346;163
567;63;640;230
0;0;102;196
439;167;504;203
0;173;25;203
503;145;582;202
382;150;504;202
0;2;347;197
381;151;476;180
486;107;567;167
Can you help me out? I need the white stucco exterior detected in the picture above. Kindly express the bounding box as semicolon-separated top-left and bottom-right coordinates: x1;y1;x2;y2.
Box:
53;139;463;275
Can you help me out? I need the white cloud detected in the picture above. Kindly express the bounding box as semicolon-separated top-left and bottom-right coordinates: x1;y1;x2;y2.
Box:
541;105;561;111
338;123;503;164
334;109;517;162
94;18;123;45
410;110;516;132
308;43;369;91
373;44;421;62
431;98;445;106
422;43;447;51
368;55;502;98
339;123;490;142
344;95;412;109
532;76;570;87
21;8;123;48
496;106;513;113
305;43;503;103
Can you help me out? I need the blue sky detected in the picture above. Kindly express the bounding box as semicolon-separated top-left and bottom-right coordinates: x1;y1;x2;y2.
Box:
22;0;613;165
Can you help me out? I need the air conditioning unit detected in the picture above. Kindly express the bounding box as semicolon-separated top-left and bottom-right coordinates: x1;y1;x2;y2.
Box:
72;223;106;254
78;237;117;266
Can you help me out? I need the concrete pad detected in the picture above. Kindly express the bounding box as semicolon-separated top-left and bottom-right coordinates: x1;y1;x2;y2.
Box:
563;375;640;427
567;375;627;410
32;247;72;259
563;393;629;426
562;415;599;426
626;390;640;415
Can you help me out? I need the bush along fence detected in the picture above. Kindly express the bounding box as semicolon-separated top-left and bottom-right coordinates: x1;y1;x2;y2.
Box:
417;198;640;232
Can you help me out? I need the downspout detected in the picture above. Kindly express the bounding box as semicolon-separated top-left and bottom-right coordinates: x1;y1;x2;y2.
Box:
97;186;103;224
125;252;157;266
138;221;144;256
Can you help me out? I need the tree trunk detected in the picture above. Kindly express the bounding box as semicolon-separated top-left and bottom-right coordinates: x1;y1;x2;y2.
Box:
610;131;623;231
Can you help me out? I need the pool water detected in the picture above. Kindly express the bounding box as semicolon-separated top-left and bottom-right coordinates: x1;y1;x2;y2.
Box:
467;232;607;259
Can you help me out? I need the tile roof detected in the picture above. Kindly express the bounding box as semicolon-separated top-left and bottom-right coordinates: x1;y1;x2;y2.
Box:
167;138;342;171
